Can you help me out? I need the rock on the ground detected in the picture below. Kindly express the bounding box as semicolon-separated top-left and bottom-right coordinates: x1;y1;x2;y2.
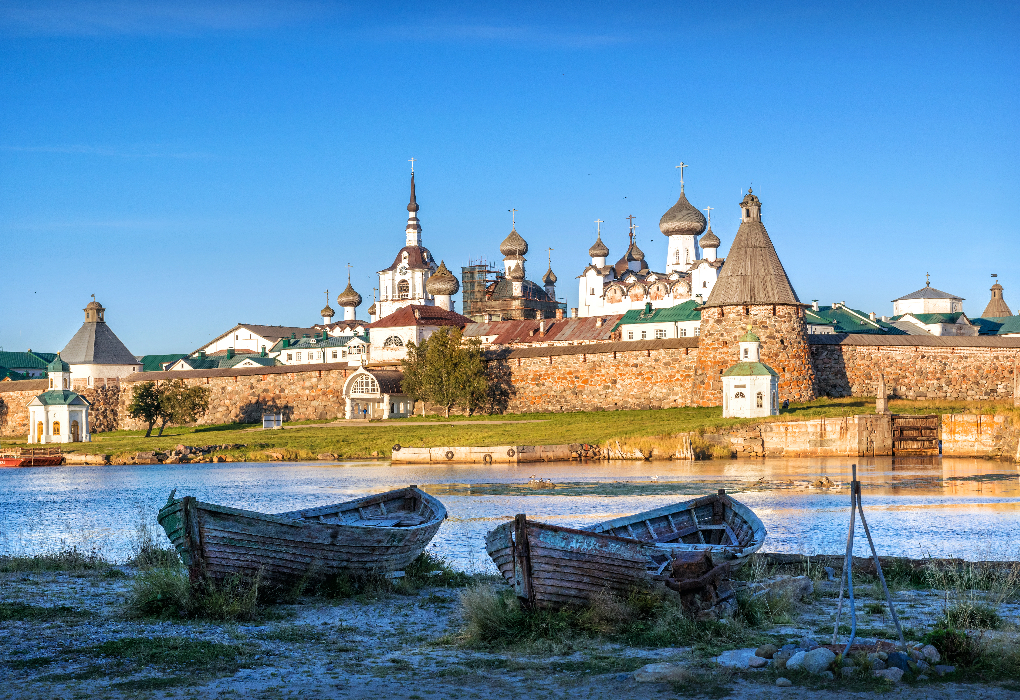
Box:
873;667;905;683
886;651;912;672
715;648;758;668
935;665;956;676
634;663;689;683
871;659;887;670
921;644;941;663
785;651;807;671
748;655;769;668
800;647;836;675
773;650;793;669
841;667;856;678
755;644;778;659
776;677;793;687
819;670;834;680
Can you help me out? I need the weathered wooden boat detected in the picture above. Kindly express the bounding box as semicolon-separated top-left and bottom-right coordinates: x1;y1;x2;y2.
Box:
158;485;447;584
484;490;766;609
586;490;766;566
0;447;64;467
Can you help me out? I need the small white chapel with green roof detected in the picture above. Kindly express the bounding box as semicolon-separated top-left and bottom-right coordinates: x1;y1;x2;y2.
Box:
721;327;779;419
27;355;92;444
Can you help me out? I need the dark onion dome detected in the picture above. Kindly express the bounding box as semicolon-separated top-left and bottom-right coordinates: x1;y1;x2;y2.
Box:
500;228;529;257
508;262;525;281
542;266;557;285
699;226;721;248
320;304;335;318
659;190;707;236
588;235;609;258
627;241;645;262
425;260;460;296
407;172;419;213
367;302;377;316
337;281;363;308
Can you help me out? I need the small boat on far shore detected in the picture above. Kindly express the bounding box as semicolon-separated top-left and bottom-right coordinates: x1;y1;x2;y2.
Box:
0;447;64;467
158;486;447;585
485;490;766;609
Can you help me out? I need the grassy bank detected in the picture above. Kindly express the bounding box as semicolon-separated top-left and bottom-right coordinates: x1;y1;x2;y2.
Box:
5;397;1015;462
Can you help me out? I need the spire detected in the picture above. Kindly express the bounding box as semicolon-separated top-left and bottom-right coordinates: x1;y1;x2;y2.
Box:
702;190;800;308
981;275;1013;317
405;170;421;246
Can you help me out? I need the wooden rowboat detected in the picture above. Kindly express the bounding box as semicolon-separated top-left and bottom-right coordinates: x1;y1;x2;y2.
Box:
485;490;766;609
0;447;64;467
158;485;447;585
586;490;766;566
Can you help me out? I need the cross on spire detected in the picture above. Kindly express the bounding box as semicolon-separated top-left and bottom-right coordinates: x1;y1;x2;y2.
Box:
926;272;930;287
547;247;553;266
703;206;713;225
509;208;517;226
626;214;636;231
676;162;688;191
325;289;329;303
408;157;415;173
346;263;353;283
594;218;603;235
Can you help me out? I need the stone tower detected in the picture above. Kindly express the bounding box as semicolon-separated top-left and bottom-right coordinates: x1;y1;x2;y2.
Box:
691;189;816;405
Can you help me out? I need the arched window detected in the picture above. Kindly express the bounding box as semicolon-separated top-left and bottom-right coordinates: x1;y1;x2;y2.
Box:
734;392;745;399
53;420;61;436
743;348;748;358
383;335;404;347
397;280;410;299
351;374;380;395
37;421;43;441
756;392;763;408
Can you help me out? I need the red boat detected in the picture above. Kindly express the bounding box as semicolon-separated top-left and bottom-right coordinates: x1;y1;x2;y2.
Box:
0;447;64;467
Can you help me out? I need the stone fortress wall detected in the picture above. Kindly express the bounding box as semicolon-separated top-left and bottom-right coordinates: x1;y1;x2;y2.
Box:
1;335;1018;437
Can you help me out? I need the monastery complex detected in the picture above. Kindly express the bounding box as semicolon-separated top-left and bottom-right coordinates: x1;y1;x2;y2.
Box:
2;166;1019;435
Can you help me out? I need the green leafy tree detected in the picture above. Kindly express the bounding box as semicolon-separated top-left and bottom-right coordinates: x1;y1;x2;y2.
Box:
401;327;490;417
156;379;211;437
127;382;162;438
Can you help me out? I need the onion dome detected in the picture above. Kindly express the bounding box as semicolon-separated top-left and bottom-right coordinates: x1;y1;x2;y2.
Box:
508;263;525;281
741;188;761;208
320;303;335;319
500;228;529;258
425;260;460;296
627;242;645;262
542;266;557;285
588;235;609;258
738;326;760;343
659;190;707;236
367;302;377;316
407;173;419;213
699;226;720;248
337;282;362;308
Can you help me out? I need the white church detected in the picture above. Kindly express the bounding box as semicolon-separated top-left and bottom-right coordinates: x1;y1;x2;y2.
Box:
577;168;725;318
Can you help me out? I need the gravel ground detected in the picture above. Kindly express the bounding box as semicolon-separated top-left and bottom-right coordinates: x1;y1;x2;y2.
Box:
3;569;1020;700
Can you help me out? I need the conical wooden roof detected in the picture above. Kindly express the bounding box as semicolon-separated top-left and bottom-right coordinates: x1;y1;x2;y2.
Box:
981;283;1013;317
702;208;800;308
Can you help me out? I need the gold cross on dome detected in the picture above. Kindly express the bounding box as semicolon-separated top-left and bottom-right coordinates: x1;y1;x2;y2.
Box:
704;206;713;225
676;162;688;190
347;262;353;283
548;247;553;266
408;157;415;173
926;272;930;287
594;218;603;235
325;290;329;304
509;208;517;226
626;214;636;232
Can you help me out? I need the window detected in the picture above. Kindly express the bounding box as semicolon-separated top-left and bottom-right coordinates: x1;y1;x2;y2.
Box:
694;327;700;336
383;335;404;347
397;280;410;299
352;374;380;394
627;331;634;340
641;330;647;339
680;328;687;337
703;281;707;288
743;348;748;358
756;392;763;408
734;392;745;399
590;288;595;294
286;353;292;361
296;352;302;360
53;421;60;436
332;350;338;359
655;329;666;339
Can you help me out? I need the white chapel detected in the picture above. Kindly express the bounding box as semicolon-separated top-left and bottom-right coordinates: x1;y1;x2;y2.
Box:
721;327;779;419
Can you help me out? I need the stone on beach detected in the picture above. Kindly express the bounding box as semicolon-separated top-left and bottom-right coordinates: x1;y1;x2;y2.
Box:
873;667;905;682
775;677;793;687
784;651;806;671
755;643;778;659
921;644;941;663
800;647;836;675
715;648;758;668
748;655;769;668
633;663;689;683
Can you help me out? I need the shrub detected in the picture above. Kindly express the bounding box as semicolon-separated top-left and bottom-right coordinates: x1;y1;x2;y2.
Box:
0;546;111;573
126;567;262;621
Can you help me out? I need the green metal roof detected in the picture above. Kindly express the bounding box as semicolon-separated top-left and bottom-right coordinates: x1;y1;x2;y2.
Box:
612;300;701;331
47;354;71;373
282;334;368;350
805;305;907;335
738;328;760;342
973;316;1020;336
33;390;90;406
0;351;52;370
139;354;189;372
722;361;778;377
174;354;279;370
891;312;967;325
0;366;30;381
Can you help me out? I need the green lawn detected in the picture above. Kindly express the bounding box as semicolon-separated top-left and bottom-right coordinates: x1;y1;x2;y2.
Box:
15;397;1013;461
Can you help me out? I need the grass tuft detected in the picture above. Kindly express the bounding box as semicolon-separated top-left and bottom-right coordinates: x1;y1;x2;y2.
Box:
126;566;262;621
0;546;111;573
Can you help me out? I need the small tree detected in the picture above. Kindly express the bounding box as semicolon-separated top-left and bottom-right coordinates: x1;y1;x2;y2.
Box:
156;379;211;437
401;327;490;417
127;382;162;438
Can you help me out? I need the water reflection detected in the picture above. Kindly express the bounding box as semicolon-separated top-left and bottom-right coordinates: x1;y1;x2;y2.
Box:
0;457;1017;572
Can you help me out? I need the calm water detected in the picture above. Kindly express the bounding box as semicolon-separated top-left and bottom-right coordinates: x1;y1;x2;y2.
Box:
1;457;1018;572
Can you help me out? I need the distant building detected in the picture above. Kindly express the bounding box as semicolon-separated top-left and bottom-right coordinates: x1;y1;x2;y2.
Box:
803;302;905;335
981;282;1013;318
892;283;964;316
274;332;368;366
890;313;978;336
195;324;320;357
343;367;412;420
138;354;189;372
0;350;55;378
721;328;778;419
366;305;471;362
613;301;702;340
166;349;278;371
28;355;91;443
461;315;619;346
59;298;142;386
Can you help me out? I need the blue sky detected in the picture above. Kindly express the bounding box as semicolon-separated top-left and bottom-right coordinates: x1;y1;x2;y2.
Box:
1;0;1017;355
